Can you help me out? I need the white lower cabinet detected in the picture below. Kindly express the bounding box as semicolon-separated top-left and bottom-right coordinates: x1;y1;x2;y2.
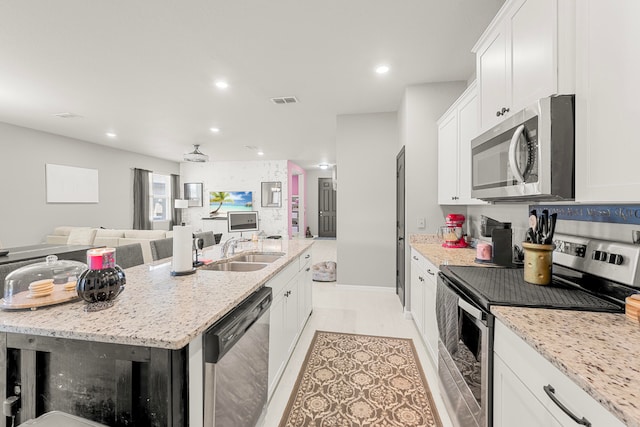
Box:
494;319;624;427
410;249;438;367
267;249;313;398
494;355;563;427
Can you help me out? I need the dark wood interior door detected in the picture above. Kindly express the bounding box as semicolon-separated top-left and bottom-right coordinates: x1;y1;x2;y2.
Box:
396;147;406;307
318;178;336;237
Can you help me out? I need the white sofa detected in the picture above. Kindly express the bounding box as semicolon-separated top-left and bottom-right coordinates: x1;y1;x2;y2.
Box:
46;226;174;264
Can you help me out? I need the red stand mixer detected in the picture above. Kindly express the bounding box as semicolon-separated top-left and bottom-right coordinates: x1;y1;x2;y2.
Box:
438;214;469;248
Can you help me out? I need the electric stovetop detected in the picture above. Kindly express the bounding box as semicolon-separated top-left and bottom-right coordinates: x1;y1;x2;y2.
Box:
439;265;624;313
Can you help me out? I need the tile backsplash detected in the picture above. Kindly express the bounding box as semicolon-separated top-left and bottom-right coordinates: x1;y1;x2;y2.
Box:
466;203;640;247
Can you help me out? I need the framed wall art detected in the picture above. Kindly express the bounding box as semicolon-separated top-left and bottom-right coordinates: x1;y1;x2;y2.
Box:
261;182;282;207
184;182;203;207
209;191;253;215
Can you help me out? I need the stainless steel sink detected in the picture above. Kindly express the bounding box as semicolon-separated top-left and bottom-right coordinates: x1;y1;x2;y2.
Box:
201;262;268;272
233;253;285;263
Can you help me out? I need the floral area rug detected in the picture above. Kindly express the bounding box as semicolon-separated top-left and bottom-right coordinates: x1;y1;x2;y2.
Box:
279;331;442;427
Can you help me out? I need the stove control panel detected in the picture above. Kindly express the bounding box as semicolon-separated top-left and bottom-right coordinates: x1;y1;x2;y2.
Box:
554;234;640;287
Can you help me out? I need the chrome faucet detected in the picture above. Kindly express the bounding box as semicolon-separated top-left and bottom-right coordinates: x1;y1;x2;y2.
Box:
221;237;241;258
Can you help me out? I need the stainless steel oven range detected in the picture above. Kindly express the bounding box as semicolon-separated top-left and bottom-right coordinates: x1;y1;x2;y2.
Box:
436;234;640;427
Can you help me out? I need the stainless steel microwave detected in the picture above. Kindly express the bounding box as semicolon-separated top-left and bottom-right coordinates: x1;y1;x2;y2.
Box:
470;95;575;202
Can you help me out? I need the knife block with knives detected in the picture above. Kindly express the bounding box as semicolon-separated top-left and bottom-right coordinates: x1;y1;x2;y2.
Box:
480;215;519;267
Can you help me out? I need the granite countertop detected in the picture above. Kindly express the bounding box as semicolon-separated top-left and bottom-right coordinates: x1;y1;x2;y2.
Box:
0;239;314;350
493;307;640;427
409;234;479;267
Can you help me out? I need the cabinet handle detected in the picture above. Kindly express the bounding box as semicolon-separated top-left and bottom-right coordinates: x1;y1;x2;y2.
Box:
418;276;425;282
413;256;419;261
305;254;311;259
426;269;435;276
543;385;592;427
306;268;310;272
496;107;511;117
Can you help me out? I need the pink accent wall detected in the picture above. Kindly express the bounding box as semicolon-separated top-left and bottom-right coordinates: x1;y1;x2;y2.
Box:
287;161;306;238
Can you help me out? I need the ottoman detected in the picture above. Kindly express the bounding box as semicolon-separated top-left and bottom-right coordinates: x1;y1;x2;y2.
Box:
312;261;337;282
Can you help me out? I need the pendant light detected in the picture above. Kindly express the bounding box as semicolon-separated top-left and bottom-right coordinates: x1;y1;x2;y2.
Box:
183;144;209;162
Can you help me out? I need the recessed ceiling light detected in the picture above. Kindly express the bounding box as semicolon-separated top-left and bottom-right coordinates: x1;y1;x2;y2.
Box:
375;65;390;74
319;163;330;170
210;127;220;133
257;151;264;156
215;80;229;89
106;132;117;138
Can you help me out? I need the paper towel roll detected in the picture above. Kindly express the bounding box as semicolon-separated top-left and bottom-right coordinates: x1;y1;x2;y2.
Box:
172;225;194;274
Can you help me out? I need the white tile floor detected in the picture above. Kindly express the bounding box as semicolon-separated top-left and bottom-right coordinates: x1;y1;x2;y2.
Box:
263;239;453;427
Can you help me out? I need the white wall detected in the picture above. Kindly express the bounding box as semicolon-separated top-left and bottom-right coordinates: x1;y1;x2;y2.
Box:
180;160;289;241
0;122;179;247
304;168;333;236
336;112;397;288
399;82;468;237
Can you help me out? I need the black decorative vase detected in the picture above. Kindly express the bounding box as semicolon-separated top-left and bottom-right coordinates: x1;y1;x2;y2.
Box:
77;248;125;304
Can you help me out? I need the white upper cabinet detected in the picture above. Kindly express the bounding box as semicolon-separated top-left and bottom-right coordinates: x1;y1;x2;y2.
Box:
437;111;458;204
575;0;640;202
437;82;486;205
473;0;575;132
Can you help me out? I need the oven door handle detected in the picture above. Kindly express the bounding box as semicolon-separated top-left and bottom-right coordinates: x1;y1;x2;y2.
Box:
458;298;485;322
508;124;526;183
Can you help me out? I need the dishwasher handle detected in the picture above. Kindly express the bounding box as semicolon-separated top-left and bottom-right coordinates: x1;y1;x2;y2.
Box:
204;287;272;363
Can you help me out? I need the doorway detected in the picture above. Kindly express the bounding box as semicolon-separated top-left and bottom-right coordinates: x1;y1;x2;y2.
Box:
318;178;336;237
396;147;405;307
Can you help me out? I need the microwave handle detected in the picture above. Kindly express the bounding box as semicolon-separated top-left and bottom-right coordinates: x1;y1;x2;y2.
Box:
508;124;526;183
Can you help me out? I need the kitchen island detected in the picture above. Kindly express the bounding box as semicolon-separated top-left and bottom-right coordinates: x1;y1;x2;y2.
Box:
0;239;313;426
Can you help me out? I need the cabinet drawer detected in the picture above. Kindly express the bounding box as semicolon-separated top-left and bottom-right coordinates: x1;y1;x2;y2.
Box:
299;249;312;270
266;260;298;295
411;249;438;278
494;320;624;427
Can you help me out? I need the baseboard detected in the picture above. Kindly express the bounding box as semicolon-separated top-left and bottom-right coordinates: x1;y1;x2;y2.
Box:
335;284;395;293
404;309;414;320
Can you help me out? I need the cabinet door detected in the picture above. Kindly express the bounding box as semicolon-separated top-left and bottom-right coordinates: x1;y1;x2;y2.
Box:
284;278;299;356
297;266;312;332
422;269;438;365
494;355;562;427
303;263;313;319
268;291;287;396
456;88;485;205
477;27;508;130
410;256;425;335
509;0;556;112
576;0;640;201
437;112;459;204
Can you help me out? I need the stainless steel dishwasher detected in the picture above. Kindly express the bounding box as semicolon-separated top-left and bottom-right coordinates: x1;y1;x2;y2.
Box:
203;286;272;427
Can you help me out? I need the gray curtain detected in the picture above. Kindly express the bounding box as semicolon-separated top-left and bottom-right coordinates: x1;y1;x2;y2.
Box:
171;174;181;228
133;168;152;230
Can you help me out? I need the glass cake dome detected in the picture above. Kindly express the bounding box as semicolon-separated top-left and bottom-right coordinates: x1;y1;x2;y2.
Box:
2;255;88;310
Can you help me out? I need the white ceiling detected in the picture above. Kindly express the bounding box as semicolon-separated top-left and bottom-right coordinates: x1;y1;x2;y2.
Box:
0;0;503;169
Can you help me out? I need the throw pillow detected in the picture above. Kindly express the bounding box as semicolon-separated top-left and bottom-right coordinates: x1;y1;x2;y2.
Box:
67;228;97;245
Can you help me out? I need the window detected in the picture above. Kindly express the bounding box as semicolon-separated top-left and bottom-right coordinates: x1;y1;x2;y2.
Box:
150;174;172;222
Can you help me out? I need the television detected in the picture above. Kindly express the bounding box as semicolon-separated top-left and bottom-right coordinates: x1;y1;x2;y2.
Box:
227;211;259;233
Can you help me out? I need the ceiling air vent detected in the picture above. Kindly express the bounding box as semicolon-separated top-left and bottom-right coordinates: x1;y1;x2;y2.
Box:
53;112;82;119
270;96;299;105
